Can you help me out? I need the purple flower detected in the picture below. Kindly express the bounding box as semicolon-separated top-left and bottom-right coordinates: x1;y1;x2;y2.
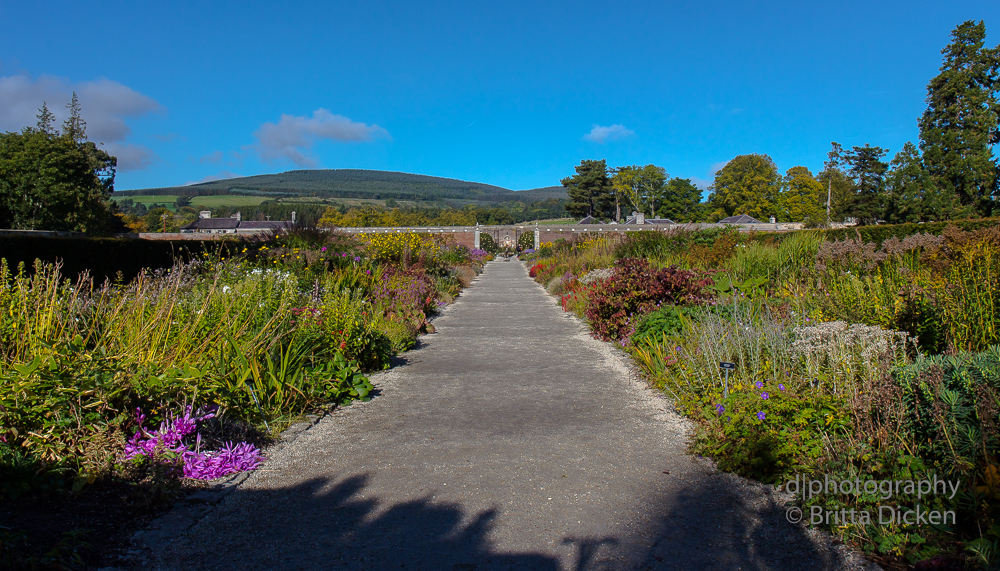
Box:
715;404;725;415
320;246;327;252
778;383;786;391
354;256;361;262
123;405;263;481
755;381;763;389
761;392;769;400
757;411;766;421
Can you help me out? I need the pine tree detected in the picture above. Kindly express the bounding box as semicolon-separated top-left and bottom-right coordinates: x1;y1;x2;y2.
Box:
62;91;87;142
919;20;1000;216
883;142;974;223
561;159;614;219
841;144;888;225
36;102;55;134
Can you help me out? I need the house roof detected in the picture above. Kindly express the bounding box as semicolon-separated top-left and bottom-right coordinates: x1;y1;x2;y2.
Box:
183;218;239;230
238;221;292;230
182;218;294;232
577;215;602;224
719;214;761;224
623;215;675;225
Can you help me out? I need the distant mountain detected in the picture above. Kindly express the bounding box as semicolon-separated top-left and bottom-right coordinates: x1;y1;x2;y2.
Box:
116;169;567;204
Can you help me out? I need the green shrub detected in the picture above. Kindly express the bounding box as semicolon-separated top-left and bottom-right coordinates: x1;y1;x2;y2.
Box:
631;305;696;347
690;380;850;483
892;347;1000;473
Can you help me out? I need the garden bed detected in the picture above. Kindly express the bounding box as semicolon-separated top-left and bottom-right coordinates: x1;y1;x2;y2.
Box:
528;222;1000;570
0;228;491;567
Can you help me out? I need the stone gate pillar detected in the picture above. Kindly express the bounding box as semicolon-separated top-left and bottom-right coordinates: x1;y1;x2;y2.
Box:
474;228;480;249
534;228;540;249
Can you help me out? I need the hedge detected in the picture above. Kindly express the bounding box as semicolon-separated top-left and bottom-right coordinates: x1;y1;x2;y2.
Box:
814;217;1000;245
0;235;241;283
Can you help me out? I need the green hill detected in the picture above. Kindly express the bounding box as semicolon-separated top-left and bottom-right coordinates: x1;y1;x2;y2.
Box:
116;170;567;205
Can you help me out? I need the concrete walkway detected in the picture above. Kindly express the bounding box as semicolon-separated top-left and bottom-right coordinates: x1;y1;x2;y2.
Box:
148;261;872;570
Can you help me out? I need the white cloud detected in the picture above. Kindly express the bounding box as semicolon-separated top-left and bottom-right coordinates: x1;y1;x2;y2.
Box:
184;170;241;186
104;142;158;171
583;124;634;144
250;108;389;167
0;73;163;171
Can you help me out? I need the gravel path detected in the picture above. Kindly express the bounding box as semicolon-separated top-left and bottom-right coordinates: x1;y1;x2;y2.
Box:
146;260;878;570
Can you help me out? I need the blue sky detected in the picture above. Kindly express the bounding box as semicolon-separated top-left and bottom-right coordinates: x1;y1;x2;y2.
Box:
1;0;998;192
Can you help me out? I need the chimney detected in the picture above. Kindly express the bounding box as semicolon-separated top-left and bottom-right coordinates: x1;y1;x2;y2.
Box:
235;211;242;221
291;211;296;224
769;216;776;224
635;212;645;225
199;210;211;219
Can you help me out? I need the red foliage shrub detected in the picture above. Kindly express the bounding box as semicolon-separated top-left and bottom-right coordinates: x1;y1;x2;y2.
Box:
585;258;715;341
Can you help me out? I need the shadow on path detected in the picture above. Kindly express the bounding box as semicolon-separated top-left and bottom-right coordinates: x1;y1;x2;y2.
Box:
635;475;845;571
165;474;559;571
161;471;846;571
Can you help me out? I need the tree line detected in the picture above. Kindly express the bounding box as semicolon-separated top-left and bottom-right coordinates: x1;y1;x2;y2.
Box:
564;20;1000;226
318;198;567;227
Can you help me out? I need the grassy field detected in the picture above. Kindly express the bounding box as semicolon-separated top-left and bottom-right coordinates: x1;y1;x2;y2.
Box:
191;196;270;208
114;195;272;211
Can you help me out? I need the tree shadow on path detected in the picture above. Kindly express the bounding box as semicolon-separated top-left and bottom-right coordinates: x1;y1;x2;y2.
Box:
633;473;851;571
159;473;559;571
159;470;854;571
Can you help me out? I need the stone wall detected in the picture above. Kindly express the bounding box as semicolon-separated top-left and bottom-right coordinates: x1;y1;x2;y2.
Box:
124;222;805;243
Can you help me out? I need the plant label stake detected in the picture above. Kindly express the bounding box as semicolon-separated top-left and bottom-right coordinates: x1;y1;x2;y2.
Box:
720;362;736;398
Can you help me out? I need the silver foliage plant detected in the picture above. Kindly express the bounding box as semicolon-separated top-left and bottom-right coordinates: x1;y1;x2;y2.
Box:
675;302;917;396
791;321;918;392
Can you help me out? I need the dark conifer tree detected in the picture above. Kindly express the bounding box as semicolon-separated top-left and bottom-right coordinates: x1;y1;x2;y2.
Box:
62;92;87;143
36;102;55;134
919;20;1000;216
561;159;613;219
840;144;888;225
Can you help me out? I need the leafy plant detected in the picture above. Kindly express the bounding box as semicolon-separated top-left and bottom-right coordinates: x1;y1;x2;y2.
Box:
585;257;715;341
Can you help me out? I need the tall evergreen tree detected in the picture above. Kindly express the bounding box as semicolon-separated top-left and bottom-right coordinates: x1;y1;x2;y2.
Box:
840;144;889;225
561;159;613;219
919;20;1000;216
884;142;974;223
36;102;55;134
706;154;780;221
62;92;87;143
